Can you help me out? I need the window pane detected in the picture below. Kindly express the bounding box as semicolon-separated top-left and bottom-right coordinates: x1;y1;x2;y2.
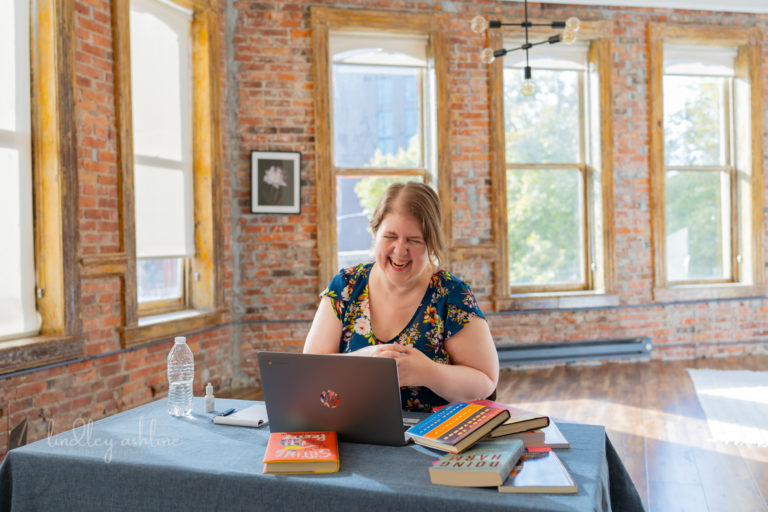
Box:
130;0;191;162
664;76;726;167
666;170;731;281
0;146;37;338
504;68;580;164
0;0;36;340
336;175;416;269
507;169;584;286
332;65;421;168
131;0;194;261
137;258;183;302
0;0;30;131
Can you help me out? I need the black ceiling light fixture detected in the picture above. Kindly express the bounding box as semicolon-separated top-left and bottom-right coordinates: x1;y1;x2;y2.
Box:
471;0;580;96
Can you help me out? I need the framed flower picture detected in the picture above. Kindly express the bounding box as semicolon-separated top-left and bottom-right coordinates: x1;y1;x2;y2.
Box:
250;151;301;214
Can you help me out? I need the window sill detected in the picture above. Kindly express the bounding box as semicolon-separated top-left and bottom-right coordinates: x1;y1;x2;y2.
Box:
653;283;768;303
121;309;226;348
0;334;84;376
493;291;619;312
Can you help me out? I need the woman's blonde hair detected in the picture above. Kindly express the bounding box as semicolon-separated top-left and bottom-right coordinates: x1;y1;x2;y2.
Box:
369;181;445;266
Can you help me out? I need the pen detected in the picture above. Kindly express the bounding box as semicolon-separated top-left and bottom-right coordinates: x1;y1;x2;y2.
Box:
218;408;236;417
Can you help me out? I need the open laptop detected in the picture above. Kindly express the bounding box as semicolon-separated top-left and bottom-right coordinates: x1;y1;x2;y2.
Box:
257;351;423;446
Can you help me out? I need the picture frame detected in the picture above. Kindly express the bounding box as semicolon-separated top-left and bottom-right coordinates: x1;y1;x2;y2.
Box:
250;151;301;214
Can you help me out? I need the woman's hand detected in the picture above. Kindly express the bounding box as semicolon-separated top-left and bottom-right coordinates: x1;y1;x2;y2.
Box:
353;343;432;387
391;344;434;387
352;343;408;359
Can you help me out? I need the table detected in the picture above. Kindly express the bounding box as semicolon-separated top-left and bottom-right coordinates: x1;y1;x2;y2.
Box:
0;398;643;512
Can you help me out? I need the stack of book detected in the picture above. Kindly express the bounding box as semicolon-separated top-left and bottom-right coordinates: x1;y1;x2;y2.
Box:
479;400;570;450
408;399;576;493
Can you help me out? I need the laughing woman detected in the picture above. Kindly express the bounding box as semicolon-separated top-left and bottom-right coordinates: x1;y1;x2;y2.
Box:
303;181;499;412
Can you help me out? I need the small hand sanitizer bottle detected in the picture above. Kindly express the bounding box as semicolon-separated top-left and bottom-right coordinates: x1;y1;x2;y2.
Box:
204;382;215;413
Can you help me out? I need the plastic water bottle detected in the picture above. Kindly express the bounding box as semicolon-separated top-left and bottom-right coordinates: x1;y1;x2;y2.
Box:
167;336;194;416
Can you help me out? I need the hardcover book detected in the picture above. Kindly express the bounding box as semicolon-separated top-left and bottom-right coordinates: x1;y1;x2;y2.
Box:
434;399;549;438
475;400;550;437
262;431;339;474
485;428;546;447
498;449;578;494
488;421;570;449
429;439;525;487
406;401;511;454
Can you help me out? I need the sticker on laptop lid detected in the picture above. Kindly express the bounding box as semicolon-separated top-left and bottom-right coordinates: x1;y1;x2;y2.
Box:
320;389;340;408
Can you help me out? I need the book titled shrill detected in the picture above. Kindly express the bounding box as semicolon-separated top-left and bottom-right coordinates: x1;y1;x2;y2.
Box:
262;431;339;474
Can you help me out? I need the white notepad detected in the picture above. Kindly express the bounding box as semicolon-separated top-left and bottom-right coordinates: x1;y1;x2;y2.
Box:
212;403;269;427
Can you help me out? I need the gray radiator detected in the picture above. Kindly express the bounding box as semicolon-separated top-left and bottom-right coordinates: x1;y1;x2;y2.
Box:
497;337;652;366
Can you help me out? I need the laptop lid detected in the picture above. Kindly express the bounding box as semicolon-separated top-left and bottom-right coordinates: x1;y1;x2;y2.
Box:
257;351;409;446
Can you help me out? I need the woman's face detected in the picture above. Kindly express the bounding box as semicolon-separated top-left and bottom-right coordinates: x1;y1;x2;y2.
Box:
373;210;431;287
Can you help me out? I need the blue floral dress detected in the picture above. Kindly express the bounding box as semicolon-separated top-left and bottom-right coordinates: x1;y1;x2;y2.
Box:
322;262;485;412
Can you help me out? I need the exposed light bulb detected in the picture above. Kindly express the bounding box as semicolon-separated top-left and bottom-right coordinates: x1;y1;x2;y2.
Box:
471;16;489;34
480;48;496;64
566;17;580;31
561;28;577;44
521;79;536;96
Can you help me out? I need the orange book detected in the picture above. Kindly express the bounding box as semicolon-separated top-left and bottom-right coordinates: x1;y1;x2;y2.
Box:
262;431;339;474
406;402;510;454
434;400;549;438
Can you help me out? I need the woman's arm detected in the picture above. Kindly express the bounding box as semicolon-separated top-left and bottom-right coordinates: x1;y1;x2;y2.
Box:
304;296;410;358
395;316;499;402
303;297;343;354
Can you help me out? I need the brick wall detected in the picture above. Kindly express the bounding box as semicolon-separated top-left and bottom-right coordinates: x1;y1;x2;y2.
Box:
2;0;768;461
228;0;768;370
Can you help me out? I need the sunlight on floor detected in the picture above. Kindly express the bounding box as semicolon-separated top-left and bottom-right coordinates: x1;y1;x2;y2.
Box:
513;398;768;460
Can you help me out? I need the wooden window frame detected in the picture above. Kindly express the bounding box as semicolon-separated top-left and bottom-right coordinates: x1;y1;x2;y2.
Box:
0;0;83;375
649;23;765;302
489;20;617;311
310;6;451;292
112;0;224;347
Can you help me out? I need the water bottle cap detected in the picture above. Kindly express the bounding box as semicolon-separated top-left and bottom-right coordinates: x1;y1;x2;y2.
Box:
174;336;186;344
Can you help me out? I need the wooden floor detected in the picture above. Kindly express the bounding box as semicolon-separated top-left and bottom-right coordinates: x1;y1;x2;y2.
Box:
495;355;768;512
224;354;768;512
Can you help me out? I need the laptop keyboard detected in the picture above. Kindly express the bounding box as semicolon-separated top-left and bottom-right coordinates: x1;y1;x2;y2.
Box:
402;417;420;430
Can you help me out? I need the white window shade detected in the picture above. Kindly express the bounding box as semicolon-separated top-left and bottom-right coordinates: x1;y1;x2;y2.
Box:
0;0;39;340
134;162;193;259
664;44;737;76
130;0;194;259
331;32;428;66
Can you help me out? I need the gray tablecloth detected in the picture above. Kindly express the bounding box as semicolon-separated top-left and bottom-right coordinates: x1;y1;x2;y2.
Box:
0;398;643;512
